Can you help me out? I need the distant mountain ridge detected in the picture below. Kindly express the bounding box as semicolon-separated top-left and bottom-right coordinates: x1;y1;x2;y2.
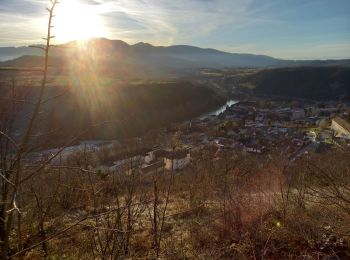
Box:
0;38;349;71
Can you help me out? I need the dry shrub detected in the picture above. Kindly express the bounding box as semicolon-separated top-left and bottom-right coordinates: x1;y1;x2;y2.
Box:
130;230;152;256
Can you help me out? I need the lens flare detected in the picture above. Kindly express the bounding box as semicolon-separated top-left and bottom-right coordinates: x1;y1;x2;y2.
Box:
54;0;106;43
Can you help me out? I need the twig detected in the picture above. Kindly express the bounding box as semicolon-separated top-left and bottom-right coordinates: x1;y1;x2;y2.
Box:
0;131;19;151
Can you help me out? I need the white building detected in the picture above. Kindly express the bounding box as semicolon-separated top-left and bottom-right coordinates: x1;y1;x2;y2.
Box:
144;150;156;164
144;148;191;171
331;117;350;140
164;150;191;171
244;144;264;154
144;149;168;164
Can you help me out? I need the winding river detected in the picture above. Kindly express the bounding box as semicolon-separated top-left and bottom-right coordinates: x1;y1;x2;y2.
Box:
199;99;239;120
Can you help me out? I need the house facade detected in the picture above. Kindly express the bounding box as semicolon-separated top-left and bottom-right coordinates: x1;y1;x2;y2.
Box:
331;117;350;139
144;148;191;171
164;150;191;171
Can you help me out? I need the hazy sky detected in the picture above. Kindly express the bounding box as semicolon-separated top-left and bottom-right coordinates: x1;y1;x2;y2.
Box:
0;0;349;59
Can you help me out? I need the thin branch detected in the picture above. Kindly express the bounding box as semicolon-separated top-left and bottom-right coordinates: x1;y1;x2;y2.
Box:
78;223;129;233
29;45;46;51
0;130;19;151
39;88;70;105
0;98;35;105
0;171;15;187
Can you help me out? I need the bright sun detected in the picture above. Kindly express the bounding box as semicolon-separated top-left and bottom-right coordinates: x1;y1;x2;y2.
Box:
54;0;106;43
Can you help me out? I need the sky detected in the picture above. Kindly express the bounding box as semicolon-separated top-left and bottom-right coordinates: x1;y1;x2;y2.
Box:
0;0;349;59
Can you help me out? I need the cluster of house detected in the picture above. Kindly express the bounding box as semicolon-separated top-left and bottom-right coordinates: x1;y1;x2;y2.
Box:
174;101;350;160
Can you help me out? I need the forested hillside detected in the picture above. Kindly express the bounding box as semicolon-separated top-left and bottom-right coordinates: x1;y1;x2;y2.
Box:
1;78;225;147
238;67;350;100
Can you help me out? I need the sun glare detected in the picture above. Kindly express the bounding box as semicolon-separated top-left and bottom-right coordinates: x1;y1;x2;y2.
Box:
54;0;106;43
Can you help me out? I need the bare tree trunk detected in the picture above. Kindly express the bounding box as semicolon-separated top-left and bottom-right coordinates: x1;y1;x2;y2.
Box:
152;177;158;255
0;1;59;258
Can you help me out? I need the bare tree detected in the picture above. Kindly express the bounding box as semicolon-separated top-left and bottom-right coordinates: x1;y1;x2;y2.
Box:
0;1;60;258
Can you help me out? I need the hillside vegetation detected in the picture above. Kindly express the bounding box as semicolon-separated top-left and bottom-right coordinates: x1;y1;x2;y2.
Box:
1;78;225;147
238;67;350;100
